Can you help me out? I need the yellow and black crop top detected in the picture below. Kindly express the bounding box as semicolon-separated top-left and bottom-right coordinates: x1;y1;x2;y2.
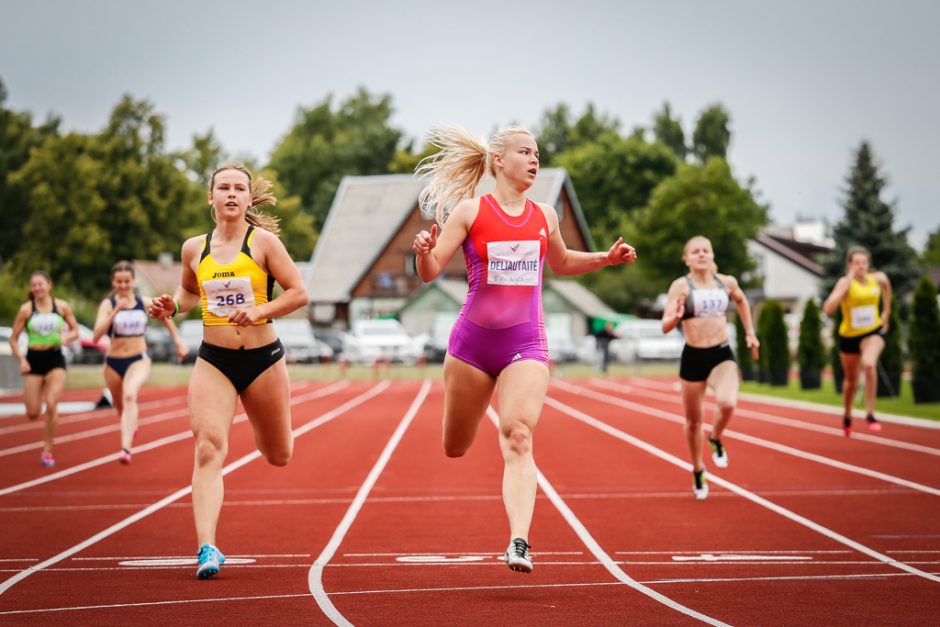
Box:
839;273;882;337
196;226;275;326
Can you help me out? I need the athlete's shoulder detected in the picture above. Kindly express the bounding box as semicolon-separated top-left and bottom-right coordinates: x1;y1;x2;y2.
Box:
447;198;480;227
53;297;72;312
668;276;690;293
716;273;739;289
181;234;207;257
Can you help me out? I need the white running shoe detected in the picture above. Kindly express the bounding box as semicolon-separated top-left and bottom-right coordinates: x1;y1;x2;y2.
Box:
693;469;709;500
504;538;533;573
708;437;728;469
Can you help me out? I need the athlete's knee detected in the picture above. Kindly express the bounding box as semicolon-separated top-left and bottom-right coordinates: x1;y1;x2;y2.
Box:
263;438;293;467
443;437;469;458
502;421;533;458
25;408;41;421
122;389;138;406
861;359;877;375
194;433;227;466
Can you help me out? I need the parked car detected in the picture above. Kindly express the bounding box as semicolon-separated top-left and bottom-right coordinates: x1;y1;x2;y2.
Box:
314;327;349;358
72;324;106;364
610;319;684;362
273;319;334;363
546;327;578;364
424;312;458;363
145;325;180;363
178;320;203;364
344;319;426;365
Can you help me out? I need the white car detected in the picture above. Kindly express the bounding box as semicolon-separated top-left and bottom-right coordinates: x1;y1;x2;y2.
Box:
273;319;334;363
344;319;426;365
611;319;684;362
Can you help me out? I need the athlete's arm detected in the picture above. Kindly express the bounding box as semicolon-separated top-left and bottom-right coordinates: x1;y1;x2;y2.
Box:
876;271;892;331
59;300;80;345
661;279;687;334
9;303;29;365
149;237;202;319
540;204;636;275
231;229;308;325
822;276;850;317
92;298;116;343
413;199;475;281
726;275;759;360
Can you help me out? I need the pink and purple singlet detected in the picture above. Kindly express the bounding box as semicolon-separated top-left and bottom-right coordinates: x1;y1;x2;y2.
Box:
448;194;550;377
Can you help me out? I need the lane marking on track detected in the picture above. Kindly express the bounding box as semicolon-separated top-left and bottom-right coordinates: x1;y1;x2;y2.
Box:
625;376;940;431
592;378;940;456
544;394;940;585
0;406;190;458
0;396;189;435
7;570;940;616
308;379;431;627
484;407;729;627
117;557;257;567
0;380;388;597
558;380;940;497
0;401;97;416
671;554;812;562
0;381;347;497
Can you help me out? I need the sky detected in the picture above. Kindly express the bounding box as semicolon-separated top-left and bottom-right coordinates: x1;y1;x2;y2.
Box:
3;0;937;249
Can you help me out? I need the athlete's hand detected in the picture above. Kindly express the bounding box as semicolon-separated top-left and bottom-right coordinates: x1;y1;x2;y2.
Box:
746;333;760;361
174;341;189;363
881;318;890;334
148;294;175;319
412;225;438;256
674;295;686;321
18;358;30;376
228;307;262;327
606;237;637;266
113;296;135;311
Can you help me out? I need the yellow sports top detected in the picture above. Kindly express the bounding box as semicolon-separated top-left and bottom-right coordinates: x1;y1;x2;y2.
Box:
839;274;882;337
196;226;274;326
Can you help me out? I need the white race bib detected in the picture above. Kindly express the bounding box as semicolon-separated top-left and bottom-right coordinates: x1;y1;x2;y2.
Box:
691;289;729;318
850;304;877;330
203;277;255;318
113;309;148;336
30;313;60;336
486;241;540;286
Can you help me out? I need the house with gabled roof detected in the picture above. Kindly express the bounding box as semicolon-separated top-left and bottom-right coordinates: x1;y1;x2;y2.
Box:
305;168;598;330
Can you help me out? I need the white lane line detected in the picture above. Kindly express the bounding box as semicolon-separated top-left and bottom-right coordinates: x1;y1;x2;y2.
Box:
625;376;940;430
592;378;940;456
0;396;189;435
0;380;389;596
8;569;940;616
484;407;728;627
308;380;431;627
559;380;940;497
0;406;190;458
0;381;347;497
544;394;940;586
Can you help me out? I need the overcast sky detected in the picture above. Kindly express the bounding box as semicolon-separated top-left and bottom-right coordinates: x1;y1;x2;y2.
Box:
3;0;937;248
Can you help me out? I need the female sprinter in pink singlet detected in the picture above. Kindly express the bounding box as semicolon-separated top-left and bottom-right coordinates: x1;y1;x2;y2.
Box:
412;124;637;573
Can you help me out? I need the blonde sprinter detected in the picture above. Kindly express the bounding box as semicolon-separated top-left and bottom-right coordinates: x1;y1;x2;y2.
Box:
412;124;636;572
149;164;308;579
823;246;892;435
661;236;758;500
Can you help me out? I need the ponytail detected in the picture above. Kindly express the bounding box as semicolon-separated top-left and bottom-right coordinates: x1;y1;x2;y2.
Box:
209;163;281;235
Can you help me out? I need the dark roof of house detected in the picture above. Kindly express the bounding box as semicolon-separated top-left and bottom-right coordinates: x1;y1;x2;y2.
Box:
753;231;825;277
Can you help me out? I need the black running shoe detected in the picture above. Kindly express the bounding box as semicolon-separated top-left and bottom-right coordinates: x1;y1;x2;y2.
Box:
504;538;533;573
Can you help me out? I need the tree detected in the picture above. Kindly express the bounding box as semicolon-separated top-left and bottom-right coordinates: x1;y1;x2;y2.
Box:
735;311;755;380
175;129;226;186
534;103;620;166
267;88;404;229
909;276;940;402
628;158;768;287
758;300;790;386
652;101;686;161
256;168;317;261
922;226;940;267
830;308;844;393
691;104;730;163
555;133;677;240
797;298;825;389
0;77;60;264
877;297;902;398
821;141;920;298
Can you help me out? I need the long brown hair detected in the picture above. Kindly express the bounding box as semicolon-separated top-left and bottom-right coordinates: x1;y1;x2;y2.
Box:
209;163;281;235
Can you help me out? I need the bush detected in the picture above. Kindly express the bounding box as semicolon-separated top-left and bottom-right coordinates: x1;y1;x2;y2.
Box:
797;298;825;389
758;299;790;386
734;312;754;380
877;297;902;398
909;276;940;403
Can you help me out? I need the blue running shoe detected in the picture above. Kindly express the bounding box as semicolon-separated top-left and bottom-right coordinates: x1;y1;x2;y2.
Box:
196;544;225;579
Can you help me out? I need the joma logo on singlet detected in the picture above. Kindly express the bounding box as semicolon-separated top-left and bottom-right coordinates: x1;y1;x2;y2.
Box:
212;271;236;278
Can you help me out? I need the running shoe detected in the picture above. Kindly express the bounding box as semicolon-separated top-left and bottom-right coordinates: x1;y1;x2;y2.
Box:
866;414;882;432
40;451;55;468
842;416;852;438
693;469;709;500
118;448;132;464
196;544;225;579
708;436;728;468
504;538;533;573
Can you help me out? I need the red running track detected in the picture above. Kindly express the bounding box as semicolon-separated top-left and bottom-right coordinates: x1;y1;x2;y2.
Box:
0;376;938;625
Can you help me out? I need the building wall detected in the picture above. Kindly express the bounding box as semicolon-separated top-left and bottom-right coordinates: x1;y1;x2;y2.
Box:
748;240;822;314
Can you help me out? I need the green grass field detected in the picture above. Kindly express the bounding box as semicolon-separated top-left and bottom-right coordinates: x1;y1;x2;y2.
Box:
63;362;939;422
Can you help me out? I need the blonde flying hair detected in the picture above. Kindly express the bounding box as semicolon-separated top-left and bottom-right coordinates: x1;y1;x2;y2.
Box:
416;124;535;226
209;163;281;235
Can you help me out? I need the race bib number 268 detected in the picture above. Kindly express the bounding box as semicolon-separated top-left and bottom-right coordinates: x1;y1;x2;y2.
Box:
203;277;255;318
